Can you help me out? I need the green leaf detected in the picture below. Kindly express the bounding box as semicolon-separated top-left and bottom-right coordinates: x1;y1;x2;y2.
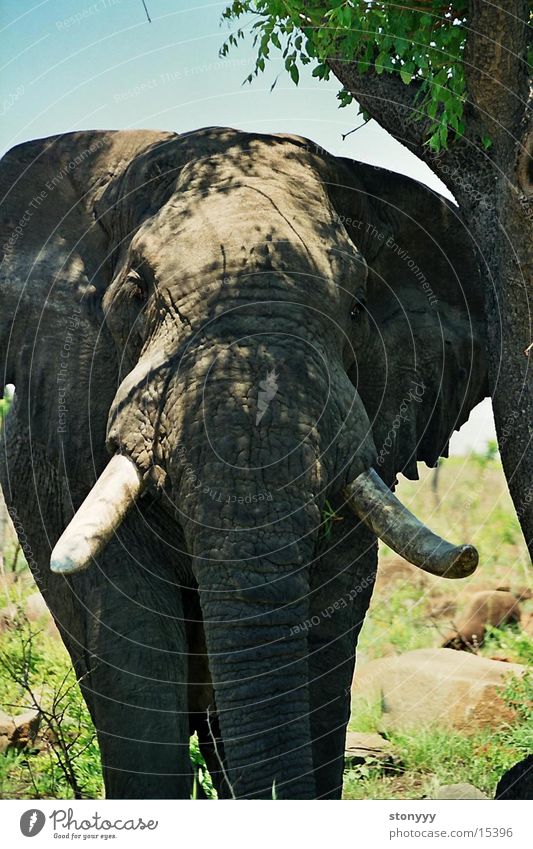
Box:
339;7;352;27
375;51;389;75
312;62;328;80
289;63;299;85
427;99;439;119
427;130;441;152
337;88;354;108
222;0;469;150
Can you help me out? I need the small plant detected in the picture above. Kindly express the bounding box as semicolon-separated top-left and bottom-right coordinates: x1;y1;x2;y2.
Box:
500;672;533;724
0;395;10;426
321;500;343;539
496;671;533;757
483;626;533;666
0;387;13;428
472;440;499;470
189;734;217;799
0;611;101;799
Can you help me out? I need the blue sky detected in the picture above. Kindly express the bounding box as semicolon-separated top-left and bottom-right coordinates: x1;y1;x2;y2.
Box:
0;0;494;451
0;0;449;180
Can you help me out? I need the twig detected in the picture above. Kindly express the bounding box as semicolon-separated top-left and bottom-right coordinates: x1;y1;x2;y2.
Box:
141;0;151;23
342;118;371;141
25;757;43;799
0;614;96;799
206;705;236;799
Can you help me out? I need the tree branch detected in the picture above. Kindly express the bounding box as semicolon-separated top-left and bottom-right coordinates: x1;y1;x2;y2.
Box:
464;1;530;145
328;58;429;153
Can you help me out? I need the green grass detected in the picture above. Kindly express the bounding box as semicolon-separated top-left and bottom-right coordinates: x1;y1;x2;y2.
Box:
0;609;103;800
343;727;528;799
345;670;533;800
345;451;532;799
0;452;531;799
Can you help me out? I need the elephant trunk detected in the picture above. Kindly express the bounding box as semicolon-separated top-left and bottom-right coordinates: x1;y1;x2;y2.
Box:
167;336;350;797
188;514;318;799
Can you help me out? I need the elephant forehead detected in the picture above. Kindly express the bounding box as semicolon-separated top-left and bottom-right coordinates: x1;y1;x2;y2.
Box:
134;175;364;287
174;138;328;189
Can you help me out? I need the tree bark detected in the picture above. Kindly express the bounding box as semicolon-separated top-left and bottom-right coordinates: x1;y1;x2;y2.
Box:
328;1;533;558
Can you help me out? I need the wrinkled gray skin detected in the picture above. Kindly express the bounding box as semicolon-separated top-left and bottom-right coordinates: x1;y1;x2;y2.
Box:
0;128;487;799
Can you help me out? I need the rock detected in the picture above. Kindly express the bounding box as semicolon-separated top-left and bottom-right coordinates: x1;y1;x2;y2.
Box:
22;592;61;639
0;711;15;752
24;592;50;622
487;656;515;663
0;592;61;639
428;596;457;618
495;756;533;800
344;731;399;772
0;712;14;736
434;783;488;800
11;708;41;748
0;602;17;631
353;648;525;732
375;557;429;594
511;586;533;601
521;612;533;638
0;708;40;751
441;590;522;650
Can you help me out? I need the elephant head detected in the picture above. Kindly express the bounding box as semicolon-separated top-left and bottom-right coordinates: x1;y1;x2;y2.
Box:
0;127;487;798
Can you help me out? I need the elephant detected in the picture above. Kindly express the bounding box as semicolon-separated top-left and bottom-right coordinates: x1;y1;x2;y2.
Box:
0;126;488;800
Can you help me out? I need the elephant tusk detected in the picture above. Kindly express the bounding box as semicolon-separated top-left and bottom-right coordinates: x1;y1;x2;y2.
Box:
50;454;144;575
343;469;478;579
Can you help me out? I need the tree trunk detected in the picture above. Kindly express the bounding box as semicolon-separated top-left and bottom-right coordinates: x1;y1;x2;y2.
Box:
457;181;533;556
0;489;6;572
327;0;532;559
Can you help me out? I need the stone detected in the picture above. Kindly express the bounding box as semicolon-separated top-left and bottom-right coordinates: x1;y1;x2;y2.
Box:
353;648;525;732
24;592;50;621
374;557;430;595
0;711;15;736
522;612;533;638
25;592;61;640
0;708;40;750
0;593;60;639
511;586;532;601
428;596;457;618
441;590;523;650
434;783;488;800
0;603;17;630
0;710;15;752
11;708;41;748
344;731;399;771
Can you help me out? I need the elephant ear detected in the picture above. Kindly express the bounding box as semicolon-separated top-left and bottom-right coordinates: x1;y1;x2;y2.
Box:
0;129;174;493
332;159;488;486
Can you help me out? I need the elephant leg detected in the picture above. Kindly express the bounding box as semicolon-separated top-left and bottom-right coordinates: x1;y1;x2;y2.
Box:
308;498;377;799
74;525;192;799
183;588;232;799
1;439;192;799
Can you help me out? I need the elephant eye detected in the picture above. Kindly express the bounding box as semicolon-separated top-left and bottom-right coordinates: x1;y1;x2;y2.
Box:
126;268;148;301
350;296;366;320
